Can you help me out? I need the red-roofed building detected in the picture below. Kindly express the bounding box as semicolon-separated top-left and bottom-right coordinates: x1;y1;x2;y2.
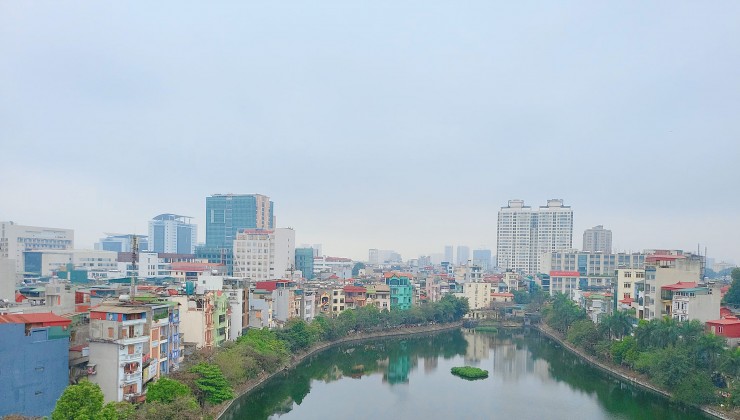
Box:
707;316;740;346
491;292;514;303
344;285;367;309
0;312;72;328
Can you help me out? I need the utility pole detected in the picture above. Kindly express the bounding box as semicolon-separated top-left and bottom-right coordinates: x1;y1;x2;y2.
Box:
131;235;138;299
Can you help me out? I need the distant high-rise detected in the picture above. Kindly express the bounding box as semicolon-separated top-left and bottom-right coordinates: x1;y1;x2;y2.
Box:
0;221;74;273
472;249;492;270
444;245;454;264
583;225;612;253
148;214;196;254
96;234;148;253
295;248;315;280
456;246;470;266
496;199;573;274
205;194;274;249
233;228;295;280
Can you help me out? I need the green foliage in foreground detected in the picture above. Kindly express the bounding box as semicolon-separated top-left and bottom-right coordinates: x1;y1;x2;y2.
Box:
145;377;193;404
52;380;123;420
451;366;489;379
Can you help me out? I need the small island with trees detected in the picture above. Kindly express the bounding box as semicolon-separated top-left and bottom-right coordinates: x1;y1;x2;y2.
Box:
451;366;489;380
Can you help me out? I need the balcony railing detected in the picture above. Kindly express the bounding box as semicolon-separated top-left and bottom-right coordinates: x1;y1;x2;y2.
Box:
120;352;143;362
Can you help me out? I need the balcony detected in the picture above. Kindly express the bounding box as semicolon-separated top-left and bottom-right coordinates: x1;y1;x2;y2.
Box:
122;318;147;327
120;352;143;362
122;372;140;382
118;335;149;345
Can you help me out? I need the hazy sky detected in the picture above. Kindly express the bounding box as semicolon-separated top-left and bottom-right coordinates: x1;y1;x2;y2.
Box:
2;2;739;263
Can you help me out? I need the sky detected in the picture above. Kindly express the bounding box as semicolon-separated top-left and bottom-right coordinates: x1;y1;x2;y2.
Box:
1;1;739;263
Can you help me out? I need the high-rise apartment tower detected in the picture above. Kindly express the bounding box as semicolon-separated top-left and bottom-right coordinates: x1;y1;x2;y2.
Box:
496;199;573;274
583;225;612;253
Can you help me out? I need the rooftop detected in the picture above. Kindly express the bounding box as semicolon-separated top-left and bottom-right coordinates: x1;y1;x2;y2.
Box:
661;282;698;291
0;312;72;326
92;304;149;314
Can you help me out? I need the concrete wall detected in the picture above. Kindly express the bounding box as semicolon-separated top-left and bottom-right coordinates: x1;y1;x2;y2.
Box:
0;257;16;302
89;341;121;402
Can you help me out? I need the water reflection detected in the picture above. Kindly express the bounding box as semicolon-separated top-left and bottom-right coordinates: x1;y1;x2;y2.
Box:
223;329;709;420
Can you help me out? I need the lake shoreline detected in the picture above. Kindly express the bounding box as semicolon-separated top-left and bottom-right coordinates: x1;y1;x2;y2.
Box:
214;321;463;419
534;323;737;420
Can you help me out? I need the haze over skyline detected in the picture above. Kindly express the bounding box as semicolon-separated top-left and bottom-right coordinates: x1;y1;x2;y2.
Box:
2;2;738;263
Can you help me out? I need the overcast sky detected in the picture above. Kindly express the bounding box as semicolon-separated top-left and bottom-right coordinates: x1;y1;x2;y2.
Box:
1;1;739;263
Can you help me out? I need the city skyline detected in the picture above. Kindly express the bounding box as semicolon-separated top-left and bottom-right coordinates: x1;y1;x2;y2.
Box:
2;2;739;263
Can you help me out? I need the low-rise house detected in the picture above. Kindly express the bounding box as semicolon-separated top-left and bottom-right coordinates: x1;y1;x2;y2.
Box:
385;272;413;310
331;288;346;315
344;285;367;310
458;281;491;310
0;313;72;418
366;284;390;311
707;316;740;346
578;291;613;324
88;303;148;402
670;285;721;324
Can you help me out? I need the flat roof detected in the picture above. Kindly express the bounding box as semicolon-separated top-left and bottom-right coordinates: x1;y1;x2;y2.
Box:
92;304;149;314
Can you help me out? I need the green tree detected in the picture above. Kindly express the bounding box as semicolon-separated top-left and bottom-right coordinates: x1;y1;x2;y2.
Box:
649;346;693;389
52;381;107;420
545;293;585;334
352;262;366;277
101;401;135;420
276;318;317;352
673;372;718;405
513;290;531;304
146;377;192;404
134;396;201;420
723;268;740;307
610;336;639;366
189;362;235;405
567;319;599;353
600;310;634;340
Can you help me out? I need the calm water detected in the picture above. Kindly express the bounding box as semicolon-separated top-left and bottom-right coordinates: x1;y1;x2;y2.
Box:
222;328;709;420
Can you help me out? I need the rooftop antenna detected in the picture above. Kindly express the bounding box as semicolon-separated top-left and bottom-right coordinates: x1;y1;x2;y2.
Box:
131;235;138;299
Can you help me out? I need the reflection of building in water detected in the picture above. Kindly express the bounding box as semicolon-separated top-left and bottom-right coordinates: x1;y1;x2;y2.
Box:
463;331;495;364
492;337;549;382
383;353;411;384
319;365;344;382
423;355;438;373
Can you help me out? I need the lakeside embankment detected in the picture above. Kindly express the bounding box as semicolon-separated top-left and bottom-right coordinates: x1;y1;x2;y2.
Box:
213;321;463;419
535;323;737;420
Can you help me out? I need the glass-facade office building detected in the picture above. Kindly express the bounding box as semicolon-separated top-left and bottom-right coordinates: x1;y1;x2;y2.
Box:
205;194;275;249
295;248;315;280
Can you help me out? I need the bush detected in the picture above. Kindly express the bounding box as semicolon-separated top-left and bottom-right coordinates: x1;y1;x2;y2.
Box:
475;326;498;333
451;366;489;380
146;377;192;404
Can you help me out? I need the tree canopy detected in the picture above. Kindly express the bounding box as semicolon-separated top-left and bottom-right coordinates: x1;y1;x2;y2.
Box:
723;268;740;307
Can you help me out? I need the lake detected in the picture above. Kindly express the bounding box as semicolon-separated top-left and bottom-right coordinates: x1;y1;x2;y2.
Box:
221;328;709;420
